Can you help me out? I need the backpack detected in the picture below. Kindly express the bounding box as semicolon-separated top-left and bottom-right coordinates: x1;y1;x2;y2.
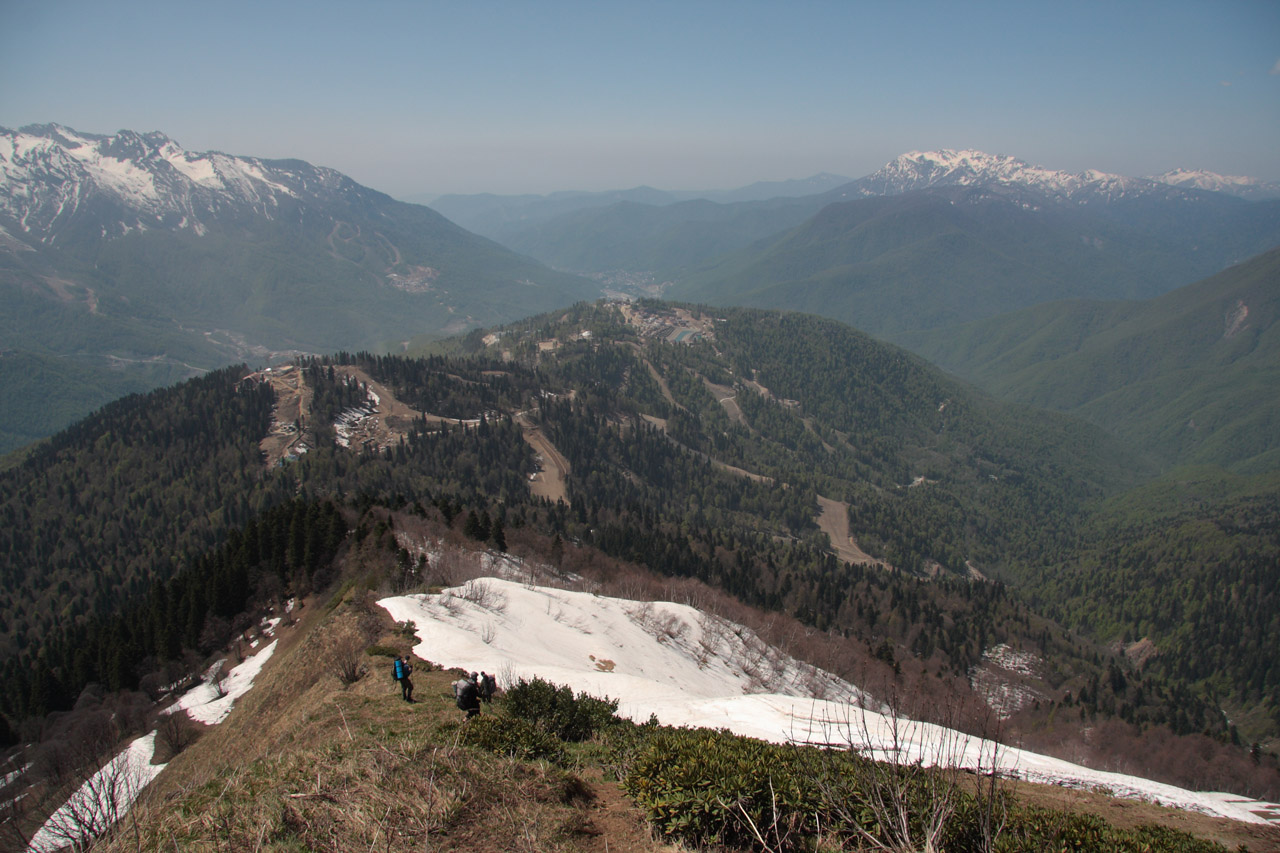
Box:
455;680;478;710
393;658;405;680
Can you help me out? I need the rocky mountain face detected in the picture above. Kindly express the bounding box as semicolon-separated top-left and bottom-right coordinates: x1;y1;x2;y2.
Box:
0;124;598;319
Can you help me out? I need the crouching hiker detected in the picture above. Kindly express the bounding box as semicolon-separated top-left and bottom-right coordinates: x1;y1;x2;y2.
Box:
393;655;414;702
453;671;481;718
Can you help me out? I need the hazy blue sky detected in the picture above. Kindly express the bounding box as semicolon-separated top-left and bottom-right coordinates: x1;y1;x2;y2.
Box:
2;0;1277;197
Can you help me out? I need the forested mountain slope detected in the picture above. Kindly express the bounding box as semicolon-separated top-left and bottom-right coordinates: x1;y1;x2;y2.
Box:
1023;466;1280;739
900;248;1280;472
1;303;1134;692
3;302;1276;790
671;188;1280;339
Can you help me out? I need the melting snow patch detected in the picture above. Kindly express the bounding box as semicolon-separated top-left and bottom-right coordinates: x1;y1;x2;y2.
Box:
163;640;278;726
27;733;165;853
380;577;1279;827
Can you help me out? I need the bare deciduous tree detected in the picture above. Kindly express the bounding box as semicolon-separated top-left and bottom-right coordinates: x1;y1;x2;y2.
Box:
329;635;367;686
154;713;200;762
21;711;155;853
810;686;1006;853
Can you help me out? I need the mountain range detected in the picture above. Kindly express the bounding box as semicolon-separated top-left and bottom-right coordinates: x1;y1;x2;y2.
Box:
421;170;856;237
0;123;601;453
443;149;1280;345
1148;168;1280;201
4;129;1279;456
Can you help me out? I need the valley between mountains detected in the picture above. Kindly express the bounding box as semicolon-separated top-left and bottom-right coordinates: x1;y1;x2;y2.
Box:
2;128;1279;851
4;297;1279;850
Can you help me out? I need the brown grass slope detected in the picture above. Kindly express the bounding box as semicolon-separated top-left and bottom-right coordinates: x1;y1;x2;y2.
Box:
95;537;1278;852
101;586;673;853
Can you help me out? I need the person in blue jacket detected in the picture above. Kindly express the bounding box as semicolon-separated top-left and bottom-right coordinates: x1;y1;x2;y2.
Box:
393;655;414;702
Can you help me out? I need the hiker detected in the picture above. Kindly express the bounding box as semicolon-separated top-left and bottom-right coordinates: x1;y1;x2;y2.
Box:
477;670;491;703
393;655;414;702
482;671;497;702
454;671;481;718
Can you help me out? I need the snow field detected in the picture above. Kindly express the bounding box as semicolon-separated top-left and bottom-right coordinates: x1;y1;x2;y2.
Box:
380;577;1280;827
162;639;278;726
25;625;283;850
26;733;165;853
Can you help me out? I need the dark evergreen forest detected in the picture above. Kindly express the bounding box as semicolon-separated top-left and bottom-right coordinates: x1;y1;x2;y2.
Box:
2;302;1276;756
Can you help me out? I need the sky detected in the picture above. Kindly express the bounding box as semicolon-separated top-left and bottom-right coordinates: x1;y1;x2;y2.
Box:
2;0;1277;198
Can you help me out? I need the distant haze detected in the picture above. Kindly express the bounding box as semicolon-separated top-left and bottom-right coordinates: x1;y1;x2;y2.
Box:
2;0;1277;196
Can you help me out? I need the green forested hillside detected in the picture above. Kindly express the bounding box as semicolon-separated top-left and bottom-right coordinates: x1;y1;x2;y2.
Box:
1022;467;1280;733
671;189;1278;339
495;195;826;274
0;367;285;660
3;301;1275;765
901;248;1280;472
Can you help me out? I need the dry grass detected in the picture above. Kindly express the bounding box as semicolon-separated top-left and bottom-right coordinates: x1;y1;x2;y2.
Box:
99;588;675;853
90;540;1273;852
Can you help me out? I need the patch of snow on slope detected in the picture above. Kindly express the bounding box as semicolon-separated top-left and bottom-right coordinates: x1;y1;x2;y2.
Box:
379;578;1280;826
1148;168;1280;199
61;143;161;209
969;643;1046;719
164;639;278;725
160;142;222;187
26;732;165;853
861;149;1154;201
379;578;861;716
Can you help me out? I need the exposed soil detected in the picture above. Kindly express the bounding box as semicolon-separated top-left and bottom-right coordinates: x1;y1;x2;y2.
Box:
253;364;313;468
703;377;748;428
254;363;486;469
578;770;681;853
517;411;571;504
333;365;431;447
816;494;886;568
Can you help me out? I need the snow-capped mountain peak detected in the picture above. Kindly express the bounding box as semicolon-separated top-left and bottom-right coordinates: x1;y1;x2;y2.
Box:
0;123;360;247
853;148;1150;202
1147;168;1280;200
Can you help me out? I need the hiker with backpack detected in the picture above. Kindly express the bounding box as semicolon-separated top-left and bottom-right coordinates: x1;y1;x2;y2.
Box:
453;671;481;718
393;655;414;702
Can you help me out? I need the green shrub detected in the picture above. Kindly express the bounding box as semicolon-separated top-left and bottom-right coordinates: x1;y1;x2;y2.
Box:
460;715;566;764
502;677;620;742
989;805;1231;853
622;727;834;851
619;726;1232;853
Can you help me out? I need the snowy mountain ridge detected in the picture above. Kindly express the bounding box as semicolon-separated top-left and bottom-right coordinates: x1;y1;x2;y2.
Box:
1147;167;1280;200
7;124;1273;252
850;148;1185;204
0;123;367;248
